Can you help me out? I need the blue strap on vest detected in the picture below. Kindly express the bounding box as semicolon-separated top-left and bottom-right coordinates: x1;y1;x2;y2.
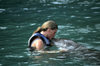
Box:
28;33;50;48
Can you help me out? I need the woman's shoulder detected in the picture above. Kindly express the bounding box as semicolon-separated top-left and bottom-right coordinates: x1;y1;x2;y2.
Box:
34;38;43;44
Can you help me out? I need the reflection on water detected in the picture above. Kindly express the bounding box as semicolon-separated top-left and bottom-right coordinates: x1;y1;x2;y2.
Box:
0;0;100;66
27;48;100;66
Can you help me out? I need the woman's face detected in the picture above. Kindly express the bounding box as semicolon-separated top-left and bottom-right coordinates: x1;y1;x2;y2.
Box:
47;29;57;39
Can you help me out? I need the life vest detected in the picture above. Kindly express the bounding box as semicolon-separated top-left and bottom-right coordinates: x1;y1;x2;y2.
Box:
28;33;51;51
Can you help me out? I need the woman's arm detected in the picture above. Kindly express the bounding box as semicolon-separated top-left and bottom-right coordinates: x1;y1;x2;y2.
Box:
37;49;68;54
31;39;44;51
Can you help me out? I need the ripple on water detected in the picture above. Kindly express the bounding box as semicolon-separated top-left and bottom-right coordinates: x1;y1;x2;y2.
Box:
84;16;91;19
93;12;100;14
5;55;24;58
70;15;76;18
42;61;48;63
76;28;91;33
51;2;64;4
23;8;29;11
30;23;36;26
16;26;24;28
58;25;74;29
91;7;100;10
93;41;100;44
0;27;7;30
0;64;2;66
0;9;6;13
49;57;63;61
96;2;100;4
0;48;5;50
95;24;100;30
65;62;73;65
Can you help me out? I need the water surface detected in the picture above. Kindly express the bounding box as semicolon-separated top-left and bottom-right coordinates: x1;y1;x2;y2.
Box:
0;0;100;66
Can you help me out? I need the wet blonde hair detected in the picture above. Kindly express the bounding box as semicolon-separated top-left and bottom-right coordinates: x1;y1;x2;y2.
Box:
34;20;58;33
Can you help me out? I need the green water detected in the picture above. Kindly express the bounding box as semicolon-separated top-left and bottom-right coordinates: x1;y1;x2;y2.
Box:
0;0;100;66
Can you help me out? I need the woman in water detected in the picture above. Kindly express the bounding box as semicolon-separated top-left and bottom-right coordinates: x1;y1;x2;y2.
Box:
28;20;58;52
